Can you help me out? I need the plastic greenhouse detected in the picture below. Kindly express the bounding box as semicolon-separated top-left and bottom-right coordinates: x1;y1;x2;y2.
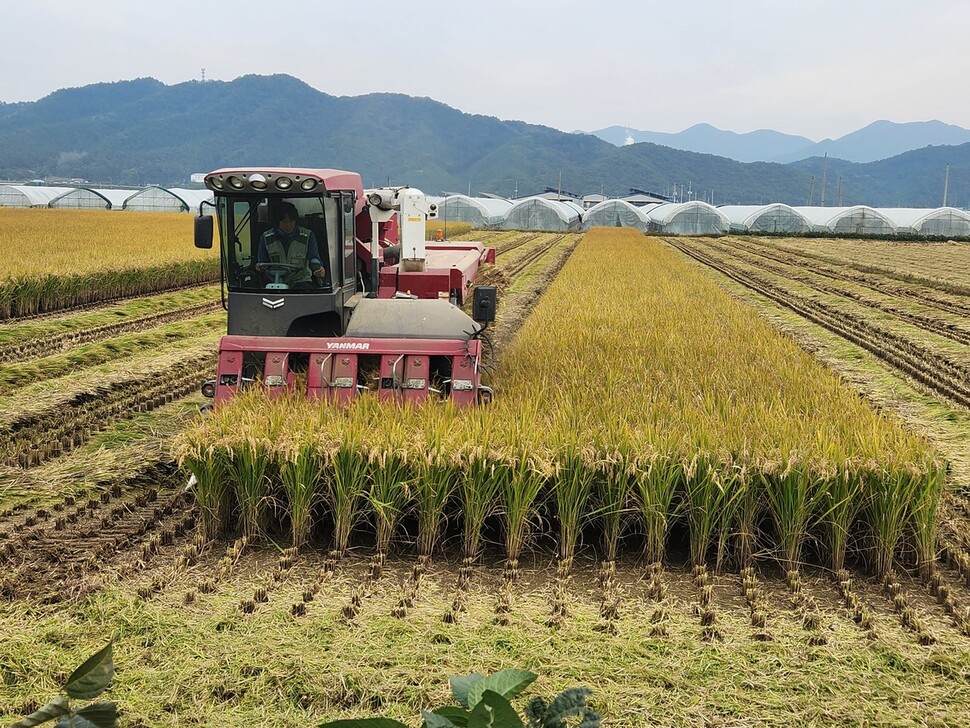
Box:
435;195;512;228
645;201;729;235
49;188;138;210
582;199;652;232
877;207;970;238
123;186;213;212
718;204;814;234
794;206;897;236
0;185;75;207
499;197;582;231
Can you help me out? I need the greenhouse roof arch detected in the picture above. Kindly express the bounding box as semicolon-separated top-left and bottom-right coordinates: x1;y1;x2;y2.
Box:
645;201;729;235
123;186;214;212
49;187;138;210
793;206;897;235
718;204;813;234
436;195;512;228
0;185;75;207
876;207;970;237
499;196;582;232
582;199;651;232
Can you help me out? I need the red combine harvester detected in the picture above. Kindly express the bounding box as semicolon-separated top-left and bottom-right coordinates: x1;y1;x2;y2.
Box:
193;167;497;407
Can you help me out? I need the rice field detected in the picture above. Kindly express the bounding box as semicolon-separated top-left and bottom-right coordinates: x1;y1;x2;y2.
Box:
0;208;219;318
2;223;969;727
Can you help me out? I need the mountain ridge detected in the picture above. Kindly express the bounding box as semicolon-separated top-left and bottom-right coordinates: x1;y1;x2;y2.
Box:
0;74;966;208
591;119;970;164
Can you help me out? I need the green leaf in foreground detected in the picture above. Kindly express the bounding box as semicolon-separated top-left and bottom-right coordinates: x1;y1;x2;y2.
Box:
422;709;459;727
9;696;70;728
468;690;523;728
542;687;598;727
318;720;409;728
466;669;538;709
55;701;119;728
64;642;114;700
450;673;485;708
428;706;472;726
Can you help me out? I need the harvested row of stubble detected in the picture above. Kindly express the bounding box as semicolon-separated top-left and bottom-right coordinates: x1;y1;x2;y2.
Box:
0;208;219;319
176;228;944;583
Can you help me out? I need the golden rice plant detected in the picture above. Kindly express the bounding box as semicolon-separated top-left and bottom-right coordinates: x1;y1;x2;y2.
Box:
180;441;228;541
326;418;370;559
365;424;414;564
277;423;326;552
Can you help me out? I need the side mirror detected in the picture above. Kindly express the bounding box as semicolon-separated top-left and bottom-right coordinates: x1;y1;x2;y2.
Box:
472;285;497;325
194;215;213;249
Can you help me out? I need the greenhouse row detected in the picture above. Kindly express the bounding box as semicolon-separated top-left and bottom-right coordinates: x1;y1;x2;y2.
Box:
0;184;214;212
436;195;970;237
437;196;732;235
4;182;966;237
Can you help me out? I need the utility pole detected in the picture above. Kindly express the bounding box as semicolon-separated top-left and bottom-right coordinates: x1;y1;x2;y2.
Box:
808;176;815;206
837;176;843;206
819;153;828;206
557;170;562;200
943;164;950;206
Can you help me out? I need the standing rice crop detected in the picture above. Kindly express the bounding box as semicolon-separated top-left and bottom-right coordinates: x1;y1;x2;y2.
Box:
499;448;550;578
552;440;598;575
909;461;946;579
596;442;635;566
325;421;369;559
278;433;326;552
225;429;273;542
179;441;229;541
761;458;825;573
457;445;502;564
366;434;413;571
635;450;683;566
822;462;866;573
175;228;946;577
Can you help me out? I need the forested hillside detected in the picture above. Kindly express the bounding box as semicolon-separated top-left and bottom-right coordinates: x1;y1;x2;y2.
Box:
0;75;966;207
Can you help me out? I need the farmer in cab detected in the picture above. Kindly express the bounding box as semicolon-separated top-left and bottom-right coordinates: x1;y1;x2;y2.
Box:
256;201;326;288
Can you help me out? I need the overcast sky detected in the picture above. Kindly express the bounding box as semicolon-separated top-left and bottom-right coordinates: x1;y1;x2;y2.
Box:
5;0;969;141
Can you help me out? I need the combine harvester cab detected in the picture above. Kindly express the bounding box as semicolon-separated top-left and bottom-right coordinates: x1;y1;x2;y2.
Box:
193;168;496;407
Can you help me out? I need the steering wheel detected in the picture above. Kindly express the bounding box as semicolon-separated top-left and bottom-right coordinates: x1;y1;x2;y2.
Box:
255;262;304;286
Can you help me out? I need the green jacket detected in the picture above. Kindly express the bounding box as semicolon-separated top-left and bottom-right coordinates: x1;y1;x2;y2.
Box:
262;228;312;284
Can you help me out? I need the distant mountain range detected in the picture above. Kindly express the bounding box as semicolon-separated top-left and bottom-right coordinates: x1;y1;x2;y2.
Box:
0;75;966;208
590;120;970;164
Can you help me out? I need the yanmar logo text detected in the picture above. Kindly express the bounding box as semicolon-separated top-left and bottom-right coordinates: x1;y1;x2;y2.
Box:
326;342;370;350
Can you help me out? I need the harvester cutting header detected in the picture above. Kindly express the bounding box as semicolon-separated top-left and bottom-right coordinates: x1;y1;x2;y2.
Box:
194;167;497;406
